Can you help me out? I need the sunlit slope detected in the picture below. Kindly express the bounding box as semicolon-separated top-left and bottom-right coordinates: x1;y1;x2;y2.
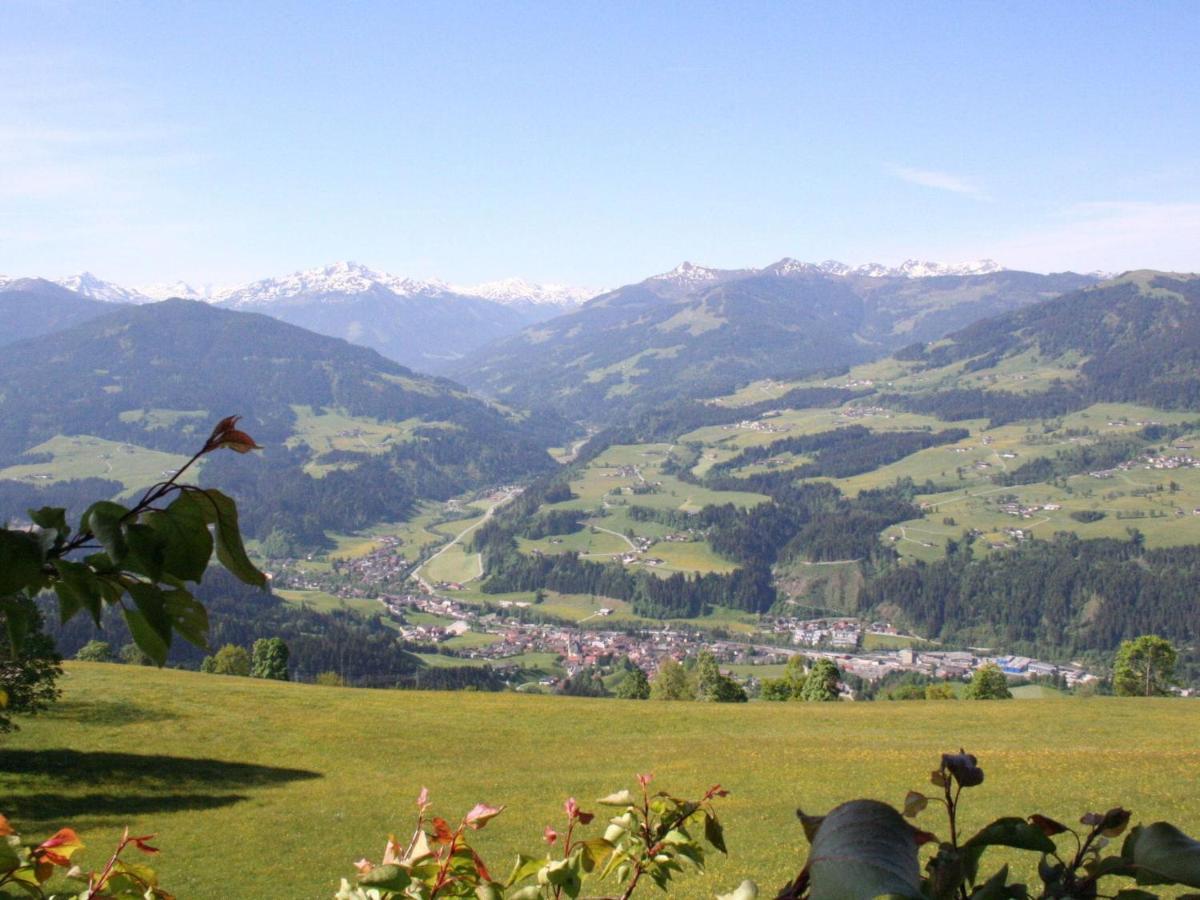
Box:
4;664;1198;899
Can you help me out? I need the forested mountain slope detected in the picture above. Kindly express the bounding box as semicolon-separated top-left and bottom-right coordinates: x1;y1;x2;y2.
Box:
891;272;1200;415
0;278;119;345
455;263;1095;421
0;300;568;547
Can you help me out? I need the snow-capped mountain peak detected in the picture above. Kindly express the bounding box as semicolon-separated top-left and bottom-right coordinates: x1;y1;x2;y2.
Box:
456;277;598;307
54;272;153;304
650;261;724;285
892;258;1002;278
137;280;212;301
213;261;454;307
766;258;1006;279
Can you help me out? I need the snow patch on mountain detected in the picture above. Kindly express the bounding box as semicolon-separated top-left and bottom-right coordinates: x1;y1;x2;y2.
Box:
212;261;454;307
650;261;726;285
137;280;214;301
656;257;1006;286
767;258;1004;279
54;273;152;304
456;277;597;306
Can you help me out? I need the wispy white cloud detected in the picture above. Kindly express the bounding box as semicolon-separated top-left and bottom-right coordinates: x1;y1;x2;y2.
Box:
891;165;991;200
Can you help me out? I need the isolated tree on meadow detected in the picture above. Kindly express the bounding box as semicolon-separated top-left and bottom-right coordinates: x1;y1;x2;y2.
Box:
204;644;251;677
650;657;694;701
119;643;152;666
75;640;113;663
251;637;290;681
694;650;747;703
761;654;808;701
616;665;651;699
964;663;1012;700
1113;635;1177;697
800;658;841;702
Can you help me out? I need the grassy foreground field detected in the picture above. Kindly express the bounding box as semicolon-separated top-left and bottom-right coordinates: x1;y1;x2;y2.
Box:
3;665;1199;898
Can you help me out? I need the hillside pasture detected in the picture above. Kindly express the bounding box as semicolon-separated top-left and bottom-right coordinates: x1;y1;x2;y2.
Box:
0;434;200;494
4;665;1199;899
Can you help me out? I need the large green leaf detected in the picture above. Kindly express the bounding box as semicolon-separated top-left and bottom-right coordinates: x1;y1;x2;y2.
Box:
122;606;169;666
51;558;106;625
0;529;44;595
1122;822;1200;887
126;583;172;652
192;489;266;587
144;493;214;583
806;800;924;900
358;864;412;892
28;506;70;545
164;589;209;650
0;597;31;655
124;523;167;581
83;500;130;563
963;818;1056;883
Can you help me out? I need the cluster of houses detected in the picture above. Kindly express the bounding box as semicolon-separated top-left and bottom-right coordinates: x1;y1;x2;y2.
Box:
723;418;791;434
764;616;867;649
998;500;1061;519
378;590;1104;692
1091;448;1200;479
820;646;1097;689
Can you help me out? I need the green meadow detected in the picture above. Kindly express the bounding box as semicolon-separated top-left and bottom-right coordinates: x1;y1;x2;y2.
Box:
4;665;1199;899
0;434;200;494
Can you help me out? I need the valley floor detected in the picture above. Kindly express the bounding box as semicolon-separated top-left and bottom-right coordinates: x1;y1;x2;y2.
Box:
3;664;1198;898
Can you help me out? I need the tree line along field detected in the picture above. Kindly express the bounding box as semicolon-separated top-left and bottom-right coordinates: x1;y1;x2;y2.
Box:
4;664;1198;899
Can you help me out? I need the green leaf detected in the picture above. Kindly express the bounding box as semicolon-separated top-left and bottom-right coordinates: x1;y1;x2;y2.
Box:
716;880;759;900
597;789;635;807
506;854;546;887
904;791;929;818
704;813;727;854
963;818;1056;884
0;529;44;596
805;800;924;900
0;598;31;657
1115;890;1160;900
145;493;214;583
51;559;105;625
575;839;613;874
28;506;70;544
968;865;1024;900
163;589;209;650
122;606;169;666
83;500;130;563
192;489;266;587
1122;822;1200;887
358;864;413;891
124;523;167;581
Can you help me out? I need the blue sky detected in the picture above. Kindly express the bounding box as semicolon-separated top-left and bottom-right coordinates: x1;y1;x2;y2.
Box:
2;0;1198;288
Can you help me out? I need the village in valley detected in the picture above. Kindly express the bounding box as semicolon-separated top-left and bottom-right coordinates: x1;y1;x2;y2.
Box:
270;514;1102;698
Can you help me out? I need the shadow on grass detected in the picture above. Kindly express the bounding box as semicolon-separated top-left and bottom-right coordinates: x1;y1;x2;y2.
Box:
0;749;322;822
47;699;181;726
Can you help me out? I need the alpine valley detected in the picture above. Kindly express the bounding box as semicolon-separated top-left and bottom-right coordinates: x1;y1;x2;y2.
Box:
4;259;1199;687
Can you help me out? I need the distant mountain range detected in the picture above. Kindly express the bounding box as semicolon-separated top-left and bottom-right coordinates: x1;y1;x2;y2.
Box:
454;260;1099;421
0;262;599;370
0;257;1103;389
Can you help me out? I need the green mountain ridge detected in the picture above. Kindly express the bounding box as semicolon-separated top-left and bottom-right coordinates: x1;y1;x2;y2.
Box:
0;300;570;547
454;267;1097;422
